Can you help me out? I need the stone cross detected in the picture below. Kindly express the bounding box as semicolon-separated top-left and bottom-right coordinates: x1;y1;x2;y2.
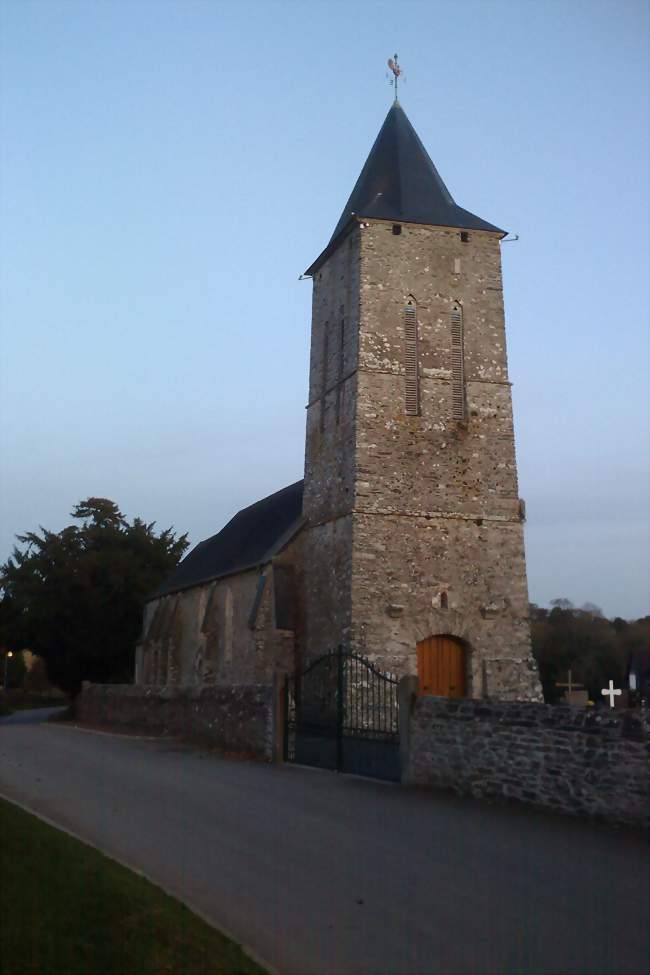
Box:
555;669;583;697
601;680;622;708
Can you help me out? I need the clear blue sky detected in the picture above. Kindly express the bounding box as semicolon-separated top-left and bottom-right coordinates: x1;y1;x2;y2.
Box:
1;0;648;618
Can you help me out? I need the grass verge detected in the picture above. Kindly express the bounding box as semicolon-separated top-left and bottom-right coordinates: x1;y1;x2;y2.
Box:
0;798;266;975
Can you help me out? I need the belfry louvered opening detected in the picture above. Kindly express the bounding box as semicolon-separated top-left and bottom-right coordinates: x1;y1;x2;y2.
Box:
336;310;345;425
450;304;466;422
320;325;329;433
404;300;419;416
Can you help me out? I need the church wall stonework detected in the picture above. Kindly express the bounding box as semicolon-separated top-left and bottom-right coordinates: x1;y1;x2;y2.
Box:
404;694;650;828
137;536;303;689
351;514;538;699
301;516;353;660
303;230;360;526
303;218;542;700
75;682;276;760
301;229;361;661
138;573;262;688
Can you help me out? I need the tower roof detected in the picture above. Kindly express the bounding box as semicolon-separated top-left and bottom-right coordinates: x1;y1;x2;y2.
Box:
306;101;505;274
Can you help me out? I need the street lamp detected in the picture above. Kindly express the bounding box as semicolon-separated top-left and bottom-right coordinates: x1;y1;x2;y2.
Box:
3;651;13;690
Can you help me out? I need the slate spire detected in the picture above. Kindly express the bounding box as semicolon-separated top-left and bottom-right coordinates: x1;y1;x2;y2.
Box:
307;101;504;274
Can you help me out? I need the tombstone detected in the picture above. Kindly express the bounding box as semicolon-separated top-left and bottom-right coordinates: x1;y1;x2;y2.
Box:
555;669;587;706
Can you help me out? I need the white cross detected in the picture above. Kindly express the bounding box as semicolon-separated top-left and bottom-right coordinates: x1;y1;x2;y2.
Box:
601;680;622;708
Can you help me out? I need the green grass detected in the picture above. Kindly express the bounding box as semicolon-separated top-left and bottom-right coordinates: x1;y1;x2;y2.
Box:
0;798;266;975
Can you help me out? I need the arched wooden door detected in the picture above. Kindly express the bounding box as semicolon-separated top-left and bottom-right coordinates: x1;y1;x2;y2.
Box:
417;635;466;698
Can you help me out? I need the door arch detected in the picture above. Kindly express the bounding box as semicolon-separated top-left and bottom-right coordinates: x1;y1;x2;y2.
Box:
417;635;466;698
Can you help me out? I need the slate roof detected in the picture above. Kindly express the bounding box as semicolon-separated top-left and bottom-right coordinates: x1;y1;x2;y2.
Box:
152;480;304;599
306;101;505;275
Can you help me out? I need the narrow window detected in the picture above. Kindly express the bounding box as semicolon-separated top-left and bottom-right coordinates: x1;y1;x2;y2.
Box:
320;326;329;433
336;311;345;424
224;587;233;663
404;300;419;416
451;303;466;422
440;591;449;610
460;231;470;243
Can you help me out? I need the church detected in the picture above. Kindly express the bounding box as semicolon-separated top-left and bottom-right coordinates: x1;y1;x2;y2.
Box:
135;98;542;703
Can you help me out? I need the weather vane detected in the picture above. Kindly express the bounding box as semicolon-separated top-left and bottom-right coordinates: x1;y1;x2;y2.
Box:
387;54;403;100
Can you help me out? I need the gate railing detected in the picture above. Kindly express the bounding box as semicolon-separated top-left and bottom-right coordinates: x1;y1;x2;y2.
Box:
284;648;399;766
341;649;399;739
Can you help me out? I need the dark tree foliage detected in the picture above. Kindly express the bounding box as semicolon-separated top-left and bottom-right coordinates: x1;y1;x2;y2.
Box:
1;650;26;690
0;499;188;696
530;599;650;702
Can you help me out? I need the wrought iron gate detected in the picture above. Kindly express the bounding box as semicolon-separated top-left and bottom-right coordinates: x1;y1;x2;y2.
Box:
284;649;400;782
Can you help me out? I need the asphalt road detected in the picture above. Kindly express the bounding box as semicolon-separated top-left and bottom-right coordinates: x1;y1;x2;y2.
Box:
1;710;648;975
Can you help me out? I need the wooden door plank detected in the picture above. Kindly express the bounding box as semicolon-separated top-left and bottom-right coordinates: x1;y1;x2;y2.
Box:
417;635;466;698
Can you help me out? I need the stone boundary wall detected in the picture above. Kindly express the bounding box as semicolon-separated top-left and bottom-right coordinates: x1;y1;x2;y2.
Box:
403;689;650;828
74;683;276;760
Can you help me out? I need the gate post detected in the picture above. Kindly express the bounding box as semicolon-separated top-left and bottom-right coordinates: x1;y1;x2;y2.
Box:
398;675;419;784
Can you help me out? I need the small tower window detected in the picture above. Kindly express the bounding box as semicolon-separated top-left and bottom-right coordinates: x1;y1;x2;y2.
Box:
392;224;402;235
404;299;419;416
440;591;449;610
336;311;345;425
451;303;466;422
460;231;470;243
320;325;329;433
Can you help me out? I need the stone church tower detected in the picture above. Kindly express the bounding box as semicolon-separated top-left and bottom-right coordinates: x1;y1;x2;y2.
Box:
301;101;542;701
138;98;542;704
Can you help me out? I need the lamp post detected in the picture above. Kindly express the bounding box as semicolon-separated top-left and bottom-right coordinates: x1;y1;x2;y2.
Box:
3;651;13;690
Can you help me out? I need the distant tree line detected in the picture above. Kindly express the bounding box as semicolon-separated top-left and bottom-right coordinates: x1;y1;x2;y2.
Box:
530;599;650;702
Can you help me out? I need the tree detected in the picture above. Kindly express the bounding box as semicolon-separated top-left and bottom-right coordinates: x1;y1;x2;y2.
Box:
1;650;26;691
0;499;188;696
23;655;53;695
531;599;630;702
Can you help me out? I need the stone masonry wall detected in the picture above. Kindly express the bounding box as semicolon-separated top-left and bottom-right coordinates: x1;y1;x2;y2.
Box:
302;217;541;697
138;570;261;686
300;515;354;660
301;228;361;661
349;219;541;699
137;535;303;688
303;228;360;526
405;694;650;827
75;682;276;760
351;513;538;697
